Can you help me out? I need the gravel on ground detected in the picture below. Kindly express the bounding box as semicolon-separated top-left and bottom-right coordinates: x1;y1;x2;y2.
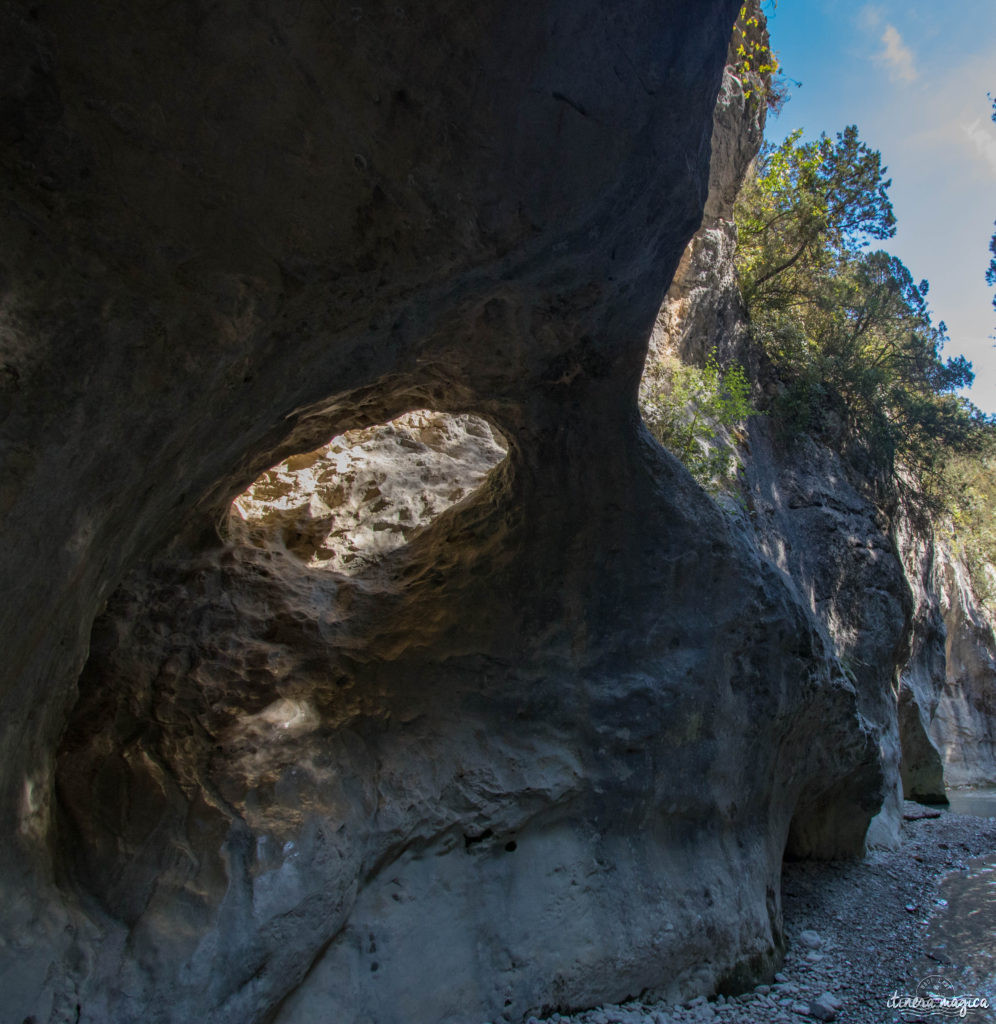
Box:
515;804;996;1024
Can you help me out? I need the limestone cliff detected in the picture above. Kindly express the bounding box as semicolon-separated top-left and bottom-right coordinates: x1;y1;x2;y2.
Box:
5;2;874;1023
646;1;996;850
647;4;904;852
896;509;950;802
899;522;996;792
932;545;996;786
10;1;987;1022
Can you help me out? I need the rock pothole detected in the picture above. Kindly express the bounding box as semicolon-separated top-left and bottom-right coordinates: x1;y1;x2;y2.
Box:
226;410;507;574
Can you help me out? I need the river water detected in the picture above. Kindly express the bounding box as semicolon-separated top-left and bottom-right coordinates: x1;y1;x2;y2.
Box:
910;790;996;1020
946;788;996;818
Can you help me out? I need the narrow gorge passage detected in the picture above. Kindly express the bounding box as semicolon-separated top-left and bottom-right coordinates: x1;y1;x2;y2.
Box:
3;1;995;1023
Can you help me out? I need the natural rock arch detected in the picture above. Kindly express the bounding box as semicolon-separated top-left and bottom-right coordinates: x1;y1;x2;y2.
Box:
1;3;885;1021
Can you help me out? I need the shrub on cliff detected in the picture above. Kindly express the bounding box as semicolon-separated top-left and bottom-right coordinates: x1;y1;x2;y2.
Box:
640;350;759;493
946;446;996;615
732;1;783;110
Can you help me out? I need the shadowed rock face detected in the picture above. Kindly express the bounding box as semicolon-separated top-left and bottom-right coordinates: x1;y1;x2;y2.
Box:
0;2;890;1021
644;8;895;857
737;434;909;852
58;425;882;1023
893;511;996;800
896;511;949;803
929;546;996;788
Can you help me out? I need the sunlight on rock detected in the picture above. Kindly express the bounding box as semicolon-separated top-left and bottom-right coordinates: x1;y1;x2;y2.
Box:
18;770;49;842
257;698;320;735
229;411;506;574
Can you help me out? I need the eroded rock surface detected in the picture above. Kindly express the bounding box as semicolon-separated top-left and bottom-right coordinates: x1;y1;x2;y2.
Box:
890;508;996;799
930;544;996;787
5;0;958;1019
896;510;949;803
3;1;858;1021
60;431;883;1023
737;434;910;852
229;410;507;574
647;7;766;375
642;8;900;857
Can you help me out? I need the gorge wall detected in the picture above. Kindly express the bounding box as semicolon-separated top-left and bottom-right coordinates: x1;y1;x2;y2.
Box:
646;3;996;842
3;3;991;1024
901;526;996;793
0;2;815;1022
644;13;909;854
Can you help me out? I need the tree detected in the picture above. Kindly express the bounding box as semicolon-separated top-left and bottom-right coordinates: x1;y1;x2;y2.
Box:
735;126;987;496
947;438;996;616
736;126;895;312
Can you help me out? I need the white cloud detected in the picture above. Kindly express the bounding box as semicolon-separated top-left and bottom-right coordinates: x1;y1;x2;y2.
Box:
855;8;918;84
878;24;918;82
960;117;996;176
900;48;996;183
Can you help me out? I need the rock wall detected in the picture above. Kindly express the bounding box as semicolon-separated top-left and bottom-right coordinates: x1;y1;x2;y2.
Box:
896;519;996;794
895;509;949;803
737;433;911;851
916;538;996;789
644;1;996;841
646;11;764;372
57;436;881;1023
1;2;885;1022
645;5;904;853
14;0;982;1020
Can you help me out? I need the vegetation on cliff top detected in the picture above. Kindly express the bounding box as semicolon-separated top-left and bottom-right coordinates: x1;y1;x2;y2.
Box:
736;126;992;484
735;122;996;599
946;451;996;615
732;2;782;109
641;11;995;602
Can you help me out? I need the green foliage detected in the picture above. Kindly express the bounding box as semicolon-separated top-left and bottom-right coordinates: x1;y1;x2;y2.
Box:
945;444;996;616
641;351;759;492
732;3;781;107
737;126;896;311
735;125;988;496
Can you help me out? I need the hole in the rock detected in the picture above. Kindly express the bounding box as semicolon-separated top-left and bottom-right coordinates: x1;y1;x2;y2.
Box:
464;828;494;850
504;840;517;853
227;410;507;575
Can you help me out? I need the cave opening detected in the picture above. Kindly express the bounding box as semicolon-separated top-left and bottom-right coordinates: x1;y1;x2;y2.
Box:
225;410;508;575
53;407;512;958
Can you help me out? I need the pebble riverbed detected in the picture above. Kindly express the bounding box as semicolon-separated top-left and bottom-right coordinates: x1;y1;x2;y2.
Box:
499;804;996;1024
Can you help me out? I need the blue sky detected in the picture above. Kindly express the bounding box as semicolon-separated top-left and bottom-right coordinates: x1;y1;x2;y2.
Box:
763;0;996;414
